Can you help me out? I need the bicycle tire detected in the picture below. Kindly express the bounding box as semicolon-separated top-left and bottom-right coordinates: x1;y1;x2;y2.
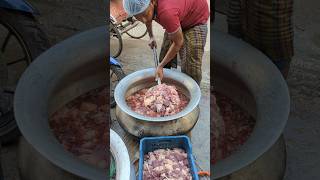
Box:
110;65;125;108
125;28;147;39
110;22;123;58
0;9;50;145
124;18;148;39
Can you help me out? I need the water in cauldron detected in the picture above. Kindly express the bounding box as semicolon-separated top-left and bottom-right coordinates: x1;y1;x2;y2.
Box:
49;86;108;170
211;91;256;164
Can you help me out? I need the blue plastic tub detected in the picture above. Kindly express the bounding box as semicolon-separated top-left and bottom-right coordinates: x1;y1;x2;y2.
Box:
138;135;199;180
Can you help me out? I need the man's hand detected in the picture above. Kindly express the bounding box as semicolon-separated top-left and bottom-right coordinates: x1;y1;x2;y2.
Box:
148;37;157;49
155;65;164;81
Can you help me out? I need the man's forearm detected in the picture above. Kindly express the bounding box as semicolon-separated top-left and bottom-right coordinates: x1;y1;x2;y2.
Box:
159;42;181;68
146;22;154;38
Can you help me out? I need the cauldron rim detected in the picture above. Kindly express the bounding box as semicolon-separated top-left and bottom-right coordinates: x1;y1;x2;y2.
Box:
114;68;201;122
14;27;107;179
212;30;290;178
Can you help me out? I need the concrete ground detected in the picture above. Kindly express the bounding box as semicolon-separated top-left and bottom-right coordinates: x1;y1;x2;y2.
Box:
214;1;320;179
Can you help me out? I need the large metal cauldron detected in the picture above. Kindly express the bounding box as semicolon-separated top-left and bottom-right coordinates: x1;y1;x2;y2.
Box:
14;27;107;180
114;68;201;137
213;30;290;179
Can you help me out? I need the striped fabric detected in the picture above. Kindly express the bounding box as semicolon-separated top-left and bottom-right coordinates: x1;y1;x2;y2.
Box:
159;24;208;85
227;0;294;69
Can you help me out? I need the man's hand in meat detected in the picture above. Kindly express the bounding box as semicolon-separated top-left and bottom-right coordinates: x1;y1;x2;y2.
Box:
155;65;164;81
148;36;157;49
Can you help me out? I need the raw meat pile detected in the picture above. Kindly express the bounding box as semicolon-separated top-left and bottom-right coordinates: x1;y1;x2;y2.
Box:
126;84;189;117
143;148;192;180
50;86;108;170
211;91;256;164
211;92;224;164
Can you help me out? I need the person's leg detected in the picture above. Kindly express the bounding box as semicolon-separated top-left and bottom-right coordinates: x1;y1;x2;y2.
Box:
243;0;294;79
227;0;244;38
159;32;177;69
226;0;294;79
180;24;208;85
272;59;291;79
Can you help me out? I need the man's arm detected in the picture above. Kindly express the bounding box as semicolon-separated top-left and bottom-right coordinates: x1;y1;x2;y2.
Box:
146;21;157;48
159;28;184;68
146;21;154;38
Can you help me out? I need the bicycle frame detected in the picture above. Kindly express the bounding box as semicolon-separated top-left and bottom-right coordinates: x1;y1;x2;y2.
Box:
113;19;140;35
110;56;122;67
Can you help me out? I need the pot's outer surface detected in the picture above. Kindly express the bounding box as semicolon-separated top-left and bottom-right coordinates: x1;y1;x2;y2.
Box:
217;136;286;180
212;30;290;178
116;104;200;137
14;26;107;179
114;68;201;137
18;137;82;180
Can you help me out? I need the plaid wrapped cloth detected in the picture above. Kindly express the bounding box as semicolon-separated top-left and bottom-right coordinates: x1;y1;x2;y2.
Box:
159;24;208;85
227;0;294;70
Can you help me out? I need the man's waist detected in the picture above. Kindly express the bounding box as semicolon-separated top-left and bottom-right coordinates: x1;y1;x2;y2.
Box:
182;22;207;31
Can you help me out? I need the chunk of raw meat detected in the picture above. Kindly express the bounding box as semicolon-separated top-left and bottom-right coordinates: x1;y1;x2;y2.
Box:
126;84;189;117
211;91;255;164
49;87;108;170
143;148;192;179
144;84;181;113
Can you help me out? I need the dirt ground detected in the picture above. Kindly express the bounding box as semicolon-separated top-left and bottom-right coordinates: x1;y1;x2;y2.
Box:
214;0;320;179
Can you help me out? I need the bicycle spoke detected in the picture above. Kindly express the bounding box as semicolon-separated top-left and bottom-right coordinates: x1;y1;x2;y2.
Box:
6;57;27;66
1;32;11;52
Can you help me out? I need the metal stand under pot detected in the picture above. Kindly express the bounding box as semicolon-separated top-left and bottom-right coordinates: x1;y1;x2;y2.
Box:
212;30;289;179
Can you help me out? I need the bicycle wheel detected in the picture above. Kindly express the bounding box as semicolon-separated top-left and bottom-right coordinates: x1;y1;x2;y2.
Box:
110;65;125;108
0;9;50;144
125;19;148;39
110;22;123;58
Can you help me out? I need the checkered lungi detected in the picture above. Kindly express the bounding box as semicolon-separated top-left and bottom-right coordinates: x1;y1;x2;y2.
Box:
227;0;294;71
159;24;208;85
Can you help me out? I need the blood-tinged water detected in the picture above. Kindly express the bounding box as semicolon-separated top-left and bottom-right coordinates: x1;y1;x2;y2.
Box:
126;84;189;117
49;86;108;170
211;92;256;164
